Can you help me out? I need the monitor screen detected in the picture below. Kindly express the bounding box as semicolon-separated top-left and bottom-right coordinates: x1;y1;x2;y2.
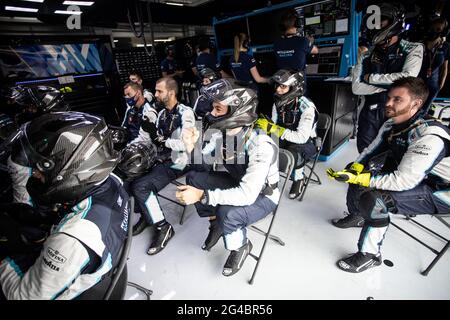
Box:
295;0;351;38
0;43;103;80
248;9;286;46
306;45;342;75
214;18;248;50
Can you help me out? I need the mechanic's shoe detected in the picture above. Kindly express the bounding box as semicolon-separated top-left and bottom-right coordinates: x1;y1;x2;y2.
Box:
132;216;149;236
288;179;303;199
147;222;174;255
337;252;382;273
202;219;222;251
332;213;364;228
222;240;253;277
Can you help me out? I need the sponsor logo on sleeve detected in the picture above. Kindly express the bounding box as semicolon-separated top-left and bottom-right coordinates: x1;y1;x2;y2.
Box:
47;247;67;264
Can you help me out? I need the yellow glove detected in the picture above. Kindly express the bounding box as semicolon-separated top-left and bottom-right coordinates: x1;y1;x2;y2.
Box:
326;165;371;187
255;117;286;138
345;162;365;173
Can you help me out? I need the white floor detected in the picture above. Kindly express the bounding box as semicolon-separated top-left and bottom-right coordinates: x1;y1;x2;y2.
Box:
125;139;450;300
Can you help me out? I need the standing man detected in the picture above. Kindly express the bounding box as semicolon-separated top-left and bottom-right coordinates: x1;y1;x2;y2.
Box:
352;2;423;153
160;45;184;78
274;9;318;73
418;17;449;114
192;37;226;78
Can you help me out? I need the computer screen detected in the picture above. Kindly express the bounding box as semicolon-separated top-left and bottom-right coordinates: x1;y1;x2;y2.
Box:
0;43;103;80
306;45;342;75
247;8;286;46
214;18;248;50
295;0;351;38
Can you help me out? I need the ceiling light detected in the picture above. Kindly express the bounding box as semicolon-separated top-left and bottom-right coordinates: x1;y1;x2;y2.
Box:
136;44;152;47
12;16;40;21
154;39;172;42
21;0;44;3
113;39;118;42
63;1;94;6
166;2;184;6
5;6;39;13
0;16;41;23
54;10;82;15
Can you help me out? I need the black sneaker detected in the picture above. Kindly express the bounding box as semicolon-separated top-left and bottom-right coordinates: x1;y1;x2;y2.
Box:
222;240;253;277
289;180;303;199
337;252;382;273
132;216;149;236
202;219;222;251
147;223;175;255
332;213;364;228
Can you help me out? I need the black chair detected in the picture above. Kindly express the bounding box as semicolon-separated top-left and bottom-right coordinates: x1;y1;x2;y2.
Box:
247;148;295;285
390;214;450;276
77;197;153;300
298;113;332;202
157;177;188;225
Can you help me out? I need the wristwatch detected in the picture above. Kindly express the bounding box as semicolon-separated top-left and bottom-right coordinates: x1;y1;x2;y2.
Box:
200;191;209;205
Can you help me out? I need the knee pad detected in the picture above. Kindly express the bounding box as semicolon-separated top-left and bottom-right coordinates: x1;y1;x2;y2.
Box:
359;190;394;227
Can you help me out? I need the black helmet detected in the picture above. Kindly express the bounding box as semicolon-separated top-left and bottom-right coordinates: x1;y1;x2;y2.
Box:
200;79;258;130
10;112;119;206
272;69;305;109
116;142;157;181
7;85;69;112
369;2;405;46
199;67;220;83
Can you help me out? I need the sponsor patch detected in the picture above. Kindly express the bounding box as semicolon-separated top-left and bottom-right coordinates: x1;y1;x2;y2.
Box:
47;247;67;264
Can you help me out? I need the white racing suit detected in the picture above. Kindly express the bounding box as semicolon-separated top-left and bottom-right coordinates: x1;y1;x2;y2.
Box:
0;174;129;300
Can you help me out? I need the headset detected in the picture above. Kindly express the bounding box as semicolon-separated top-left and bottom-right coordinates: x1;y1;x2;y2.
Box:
429;15;449;38
240;33;249;49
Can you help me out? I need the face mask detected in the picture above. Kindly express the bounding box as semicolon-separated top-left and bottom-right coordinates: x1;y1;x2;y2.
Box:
126;95;137;107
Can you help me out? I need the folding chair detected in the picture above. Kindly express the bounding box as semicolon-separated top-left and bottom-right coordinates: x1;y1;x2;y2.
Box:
157;176;188;225
298;113;332;202
390;214;450;276
248;148;295;285
78;197;153;300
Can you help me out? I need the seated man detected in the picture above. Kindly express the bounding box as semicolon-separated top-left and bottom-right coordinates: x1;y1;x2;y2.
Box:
130;77;196;255
0;112;129;299
255;70;318;199
327;77;450;273
128;70;156;106
122;82;158;143
176;79;280;277
192;67;220;119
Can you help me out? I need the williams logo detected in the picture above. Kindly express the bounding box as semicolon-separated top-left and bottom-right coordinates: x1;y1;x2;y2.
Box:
47;247;67;264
